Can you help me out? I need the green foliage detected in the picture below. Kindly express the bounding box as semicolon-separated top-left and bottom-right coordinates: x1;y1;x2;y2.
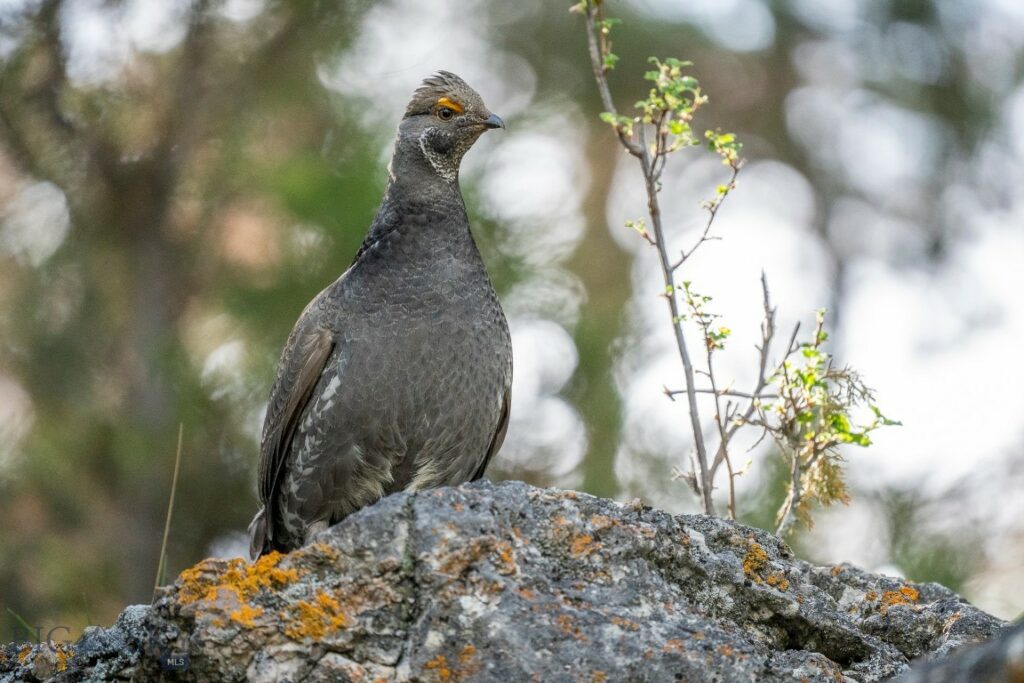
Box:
758;311;899;532
680;282;730;351
578;0;895;532
637;57;705;153
598;111;635;136
706;129;743;167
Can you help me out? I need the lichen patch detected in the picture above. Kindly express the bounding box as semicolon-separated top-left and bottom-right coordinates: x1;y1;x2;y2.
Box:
283;591;349;640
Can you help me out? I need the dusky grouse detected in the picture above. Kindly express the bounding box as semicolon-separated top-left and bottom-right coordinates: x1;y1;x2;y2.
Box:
249;72;511;558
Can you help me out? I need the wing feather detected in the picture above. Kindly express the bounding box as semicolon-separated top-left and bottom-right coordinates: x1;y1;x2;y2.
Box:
258;327;335;509
471;386;510;481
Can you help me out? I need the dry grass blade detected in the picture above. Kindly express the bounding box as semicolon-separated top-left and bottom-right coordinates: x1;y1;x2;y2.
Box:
153;422;184;604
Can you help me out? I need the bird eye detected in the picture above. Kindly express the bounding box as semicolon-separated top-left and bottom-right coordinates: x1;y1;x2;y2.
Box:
437;106;456;121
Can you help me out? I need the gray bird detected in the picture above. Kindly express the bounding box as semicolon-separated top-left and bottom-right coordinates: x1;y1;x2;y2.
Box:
248;72;511;558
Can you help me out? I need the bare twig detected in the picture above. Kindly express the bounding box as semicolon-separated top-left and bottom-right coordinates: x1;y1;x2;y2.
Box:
671;162;741;272
692;389;781;400
709;276;796;475
703;319;734;518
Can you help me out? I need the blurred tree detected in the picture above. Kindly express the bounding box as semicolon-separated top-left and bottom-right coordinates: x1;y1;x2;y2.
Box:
0;0;380;629
0;0;1021;632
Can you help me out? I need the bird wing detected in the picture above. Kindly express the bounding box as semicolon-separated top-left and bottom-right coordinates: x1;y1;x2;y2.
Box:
258;325;335;509
471;386;511;481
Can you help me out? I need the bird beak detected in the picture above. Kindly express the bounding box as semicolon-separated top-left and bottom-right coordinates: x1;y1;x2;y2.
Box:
482;113;505;130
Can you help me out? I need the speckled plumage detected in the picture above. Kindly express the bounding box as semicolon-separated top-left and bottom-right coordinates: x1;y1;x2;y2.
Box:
249;72;510;558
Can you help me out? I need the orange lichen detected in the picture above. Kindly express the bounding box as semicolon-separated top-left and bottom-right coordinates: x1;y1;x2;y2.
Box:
717;644;735;657
570;534;599;558
17;645;31;664
743;543;769;582
177;551;300;607
517;587;536;600
424;654;452;682
54;644;72;672
493;541;518;575
458;644;476;665
831;564;844;576
50;647;73;671
865;590;878;602
300;543;340;563
283;591;349;640
766;572;790;592
880;586;919;613
663;639;686;654
555;614;587;642
610;616;640;631
438;537;518;578
591;672;608;682
229;604;264;628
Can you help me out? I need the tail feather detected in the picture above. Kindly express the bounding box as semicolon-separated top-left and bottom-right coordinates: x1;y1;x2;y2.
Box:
248;507;269;560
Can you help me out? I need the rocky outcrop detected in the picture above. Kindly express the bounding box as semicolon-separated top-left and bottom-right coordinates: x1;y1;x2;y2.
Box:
895;618;1023;682
0;481;1009;682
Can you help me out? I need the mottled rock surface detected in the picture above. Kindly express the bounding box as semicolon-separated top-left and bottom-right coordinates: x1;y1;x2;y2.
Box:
0;481;1009;682
896;618;1023;682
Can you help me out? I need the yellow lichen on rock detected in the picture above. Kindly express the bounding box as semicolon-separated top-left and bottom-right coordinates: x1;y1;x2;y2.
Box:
229;604;264;628
742;543;769;582
176;551;301;607
420;646;480;682
610;615;640;631
570;534;599;558
765;572;790;591
424;653;452;682
493;541;518;575
54;644;72;672
880;586;919;613
299;543;341;564
283;590;348;640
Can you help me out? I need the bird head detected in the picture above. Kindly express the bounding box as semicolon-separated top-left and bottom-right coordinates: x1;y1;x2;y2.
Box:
397;71;504;183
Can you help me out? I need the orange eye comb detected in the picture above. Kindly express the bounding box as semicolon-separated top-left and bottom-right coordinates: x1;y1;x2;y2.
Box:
436;97;464;113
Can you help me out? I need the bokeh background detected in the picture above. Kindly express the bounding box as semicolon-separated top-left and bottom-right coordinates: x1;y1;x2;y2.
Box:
1;0;1022;636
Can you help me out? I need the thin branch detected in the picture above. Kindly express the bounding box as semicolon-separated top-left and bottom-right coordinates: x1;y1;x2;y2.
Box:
701;314;734;519
583;1;715;514
710;275;796;474
692;389;780;400
670;161;741;272
581;1;642;157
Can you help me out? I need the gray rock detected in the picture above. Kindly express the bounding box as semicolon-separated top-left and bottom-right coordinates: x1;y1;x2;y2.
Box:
895;618;1023;682
0;481;1009;682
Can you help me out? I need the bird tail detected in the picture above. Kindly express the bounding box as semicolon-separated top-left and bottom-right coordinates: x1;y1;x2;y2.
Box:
248;507;269;560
